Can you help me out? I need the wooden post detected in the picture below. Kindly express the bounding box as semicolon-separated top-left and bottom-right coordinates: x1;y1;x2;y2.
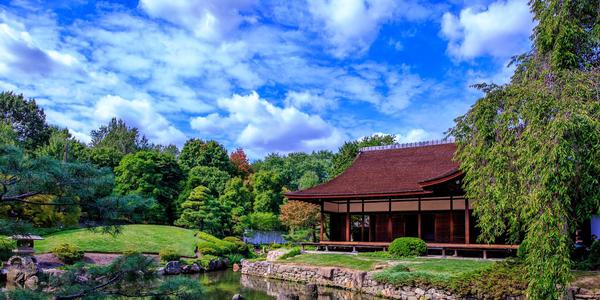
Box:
320;200;324;242
418;197;422;239
465;199;470;244
346;199;351;241
387;198;393;241
361;199;365;242
450;196;454;243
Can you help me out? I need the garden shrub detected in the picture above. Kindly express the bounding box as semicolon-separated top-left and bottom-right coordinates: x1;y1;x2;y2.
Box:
0;236;16;261
159;247;180;262
361;251;392;259
52;243;84;264
389;237;427;257
223;236;249;254
450;259;527;299
226;253;244;265
197;232;238;255
196;254;219;269
372;264;446;288
278;247;301;260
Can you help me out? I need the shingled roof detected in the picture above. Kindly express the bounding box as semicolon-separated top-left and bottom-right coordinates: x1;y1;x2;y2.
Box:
285;141;460;199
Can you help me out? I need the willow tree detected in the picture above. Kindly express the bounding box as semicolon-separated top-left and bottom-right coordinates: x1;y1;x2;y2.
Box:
450;1;599;298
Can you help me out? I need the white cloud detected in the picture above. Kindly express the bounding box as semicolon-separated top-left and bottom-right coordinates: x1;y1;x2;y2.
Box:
190;92;345;155
395;128;434;143
307;0;433;57
139;0;257;40
284;91;337;112
440;0;534;60
94;95;187;146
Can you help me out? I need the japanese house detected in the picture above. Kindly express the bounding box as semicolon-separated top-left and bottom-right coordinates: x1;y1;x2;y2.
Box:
285;141;518;255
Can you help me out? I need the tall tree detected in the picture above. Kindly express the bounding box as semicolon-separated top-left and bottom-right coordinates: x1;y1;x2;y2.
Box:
219;177;254;236
0;91;50;150
35;127;87;162
450;1;599;298
114;150;183;223
251;170;284;213
178;139;233;173
330;135;396;178
230;148;252;178
175;186;218;232
90;118;149;153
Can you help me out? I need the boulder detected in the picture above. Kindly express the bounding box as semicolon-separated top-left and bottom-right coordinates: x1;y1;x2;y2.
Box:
232;263;240;272
232;294;244;300
164;261;181;275
267;250;289;261
318;267;334;279
277;294;299;300
207;258;228;271
181;263;202;274
24;275;38;290
5;256;39;288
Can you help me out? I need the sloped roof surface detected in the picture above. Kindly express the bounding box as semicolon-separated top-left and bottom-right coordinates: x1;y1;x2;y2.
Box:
286;142;459;199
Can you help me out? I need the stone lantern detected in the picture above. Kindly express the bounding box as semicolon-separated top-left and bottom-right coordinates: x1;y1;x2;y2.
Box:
10;234;43;256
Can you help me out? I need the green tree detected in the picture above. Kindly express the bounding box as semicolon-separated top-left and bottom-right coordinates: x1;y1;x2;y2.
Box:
219;177;254;236
178;139;233;173
251;170;284;213
35;127;87;162
84;146;125;170
0;122;18;145
253;150;333;191
179;165;231;202
330;134;396;178
298;170;320;190
114;150;183;223
238;212;281;232
175;186;217;231
0;91;50;150
450;1;599;298
90;118;149;153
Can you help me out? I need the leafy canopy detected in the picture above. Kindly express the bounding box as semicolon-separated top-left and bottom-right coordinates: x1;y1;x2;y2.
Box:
450;1;599;298
0;91;50;150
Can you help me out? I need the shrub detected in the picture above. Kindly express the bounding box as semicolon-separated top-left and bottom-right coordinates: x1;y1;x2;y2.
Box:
574;240;600;270
196;254;219;269
389;237;427;257
159;247;180;262
223;236;249;254
52;243;84;264
226;253;244;265
0;236;16;261
279;247;302;260
450;259;527;299
361;251;392;259
197;232;238;255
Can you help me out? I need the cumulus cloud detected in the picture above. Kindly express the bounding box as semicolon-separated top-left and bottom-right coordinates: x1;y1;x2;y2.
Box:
307;0;433;57
440;0;534;60
284;91;337;112
139;0;257;40
94;95;187;146
190;92;345;155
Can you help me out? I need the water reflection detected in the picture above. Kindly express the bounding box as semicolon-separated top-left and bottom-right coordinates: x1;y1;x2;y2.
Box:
199;270;386;300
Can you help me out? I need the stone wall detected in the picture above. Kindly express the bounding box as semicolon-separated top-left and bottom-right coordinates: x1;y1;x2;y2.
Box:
241;260;458;300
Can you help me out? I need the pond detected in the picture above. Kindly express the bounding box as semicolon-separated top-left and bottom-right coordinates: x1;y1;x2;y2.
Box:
1;270;386;299
199;270;386;300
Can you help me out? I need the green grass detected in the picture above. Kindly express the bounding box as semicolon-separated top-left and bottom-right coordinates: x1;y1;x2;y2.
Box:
35;225;197;257
280;253;492;273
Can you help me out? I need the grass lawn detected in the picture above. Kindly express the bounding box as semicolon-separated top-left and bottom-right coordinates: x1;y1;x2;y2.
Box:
35;225;197;257
281;253;492;274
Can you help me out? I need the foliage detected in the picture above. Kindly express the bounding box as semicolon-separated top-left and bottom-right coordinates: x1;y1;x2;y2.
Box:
282;228;313;243
175;186;216;231
389;237;427;257
239;212;281;231
253;150;333;191
52;243;84;264
298;170;320;189
20;194;81;227
35;225;197;257
0;236;15;260
230;148;252;178
220;177;254;236
197;231;239;256
159;247;180;262
450;259;528;299
329;134;396;178
34;127;87;162
83;146;124;170
251;170;285;213
178;138;233;173
114;150;184;223
225;253;244;265
360;251;392;259
574;240;600;270
222;236;249;254
180;165;231;201
449;1;599;298
278;247;301;260
0;91;50;150
0;121;18;145
194;254;219;269
90;118;149;155
279;200;319;231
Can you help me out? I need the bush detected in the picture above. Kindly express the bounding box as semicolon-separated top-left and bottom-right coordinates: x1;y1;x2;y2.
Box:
450;259;527;299
52;243;84;264
389;237;427;257
196;254;219;269
159;247;180;262
225;253;244;265
0;236;16;261
574;240;600;270
197;232;243;256
223;236;249;254
361;251;392;259
278;247;301;260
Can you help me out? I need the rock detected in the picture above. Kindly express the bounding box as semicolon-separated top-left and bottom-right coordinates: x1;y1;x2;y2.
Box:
318;267;333;279
164;261;181;275
232;263;240;272
181;263;202;274
207;258;228;271
267;250;290;261
156;267;165;276
24;275;38;290
277;294;299;300
232;294;244;300
306;283;318;298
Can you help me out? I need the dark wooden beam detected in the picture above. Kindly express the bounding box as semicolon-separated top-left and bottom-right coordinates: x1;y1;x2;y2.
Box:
450;196;454;243
387;198;393;241
361;199;365;242
418;197;422;239
465;199;470;244
346;199;351;241
320;199;324;242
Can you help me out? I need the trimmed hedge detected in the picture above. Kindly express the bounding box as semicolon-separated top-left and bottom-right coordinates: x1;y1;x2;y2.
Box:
159;247;180;262
52;243;84;264
197;232;240;256
389;237;427;257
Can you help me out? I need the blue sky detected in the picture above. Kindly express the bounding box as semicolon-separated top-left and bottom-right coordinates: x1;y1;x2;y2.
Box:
0;0;534;158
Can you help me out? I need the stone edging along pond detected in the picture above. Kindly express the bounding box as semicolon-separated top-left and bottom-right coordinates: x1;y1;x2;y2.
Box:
241;260;459;300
